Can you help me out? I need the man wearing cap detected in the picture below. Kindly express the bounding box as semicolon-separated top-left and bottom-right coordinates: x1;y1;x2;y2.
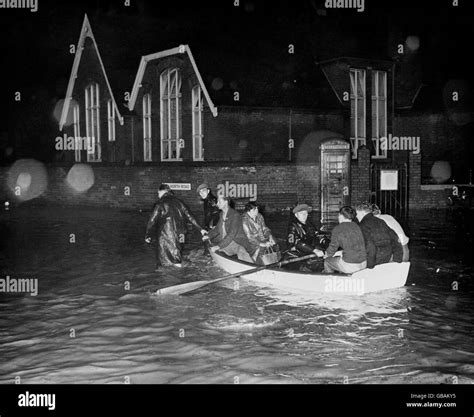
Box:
287;204;330;266
145;184;207;268
196;183;220;230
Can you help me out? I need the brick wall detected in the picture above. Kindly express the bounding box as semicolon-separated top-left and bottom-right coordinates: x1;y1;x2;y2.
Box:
408;151;449;209
350;146;371;205
0;162;321;221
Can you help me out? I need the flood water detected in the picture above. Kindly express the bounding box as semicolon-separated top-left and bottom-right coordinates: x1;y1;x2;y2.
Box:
0;205;473;384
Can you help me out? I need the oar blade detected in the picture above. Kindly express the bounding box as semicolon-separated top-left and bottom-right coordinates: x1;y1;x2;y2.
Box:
155;280;209;296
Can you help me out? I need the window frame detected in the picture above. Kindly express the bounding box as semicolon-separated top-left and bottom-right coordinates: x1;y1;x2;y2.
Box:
160;68;183;162
350;68;366;159
73;104;81;162
192;85;204;161
107;99;116;142
85;83;101;162
143;93;152;162
371;70;388;159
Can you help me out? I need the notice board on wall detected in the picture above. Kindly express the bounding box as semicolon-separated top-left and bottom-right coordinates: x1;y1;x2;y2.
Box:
380;170;398;191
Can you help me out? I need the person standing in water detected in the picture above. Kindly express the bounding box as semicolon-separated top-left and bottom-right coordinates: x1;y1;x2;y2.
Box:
145;184;207;269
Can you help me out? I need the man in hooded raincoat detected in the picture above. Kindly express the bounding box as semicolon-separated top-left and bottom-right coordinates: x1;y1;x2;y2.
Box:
145;184;207;268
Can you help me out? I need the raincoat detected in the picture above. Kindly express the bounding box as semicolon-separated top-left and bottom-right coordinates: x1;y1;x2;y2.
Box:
145;191;203;266
287;216;330;256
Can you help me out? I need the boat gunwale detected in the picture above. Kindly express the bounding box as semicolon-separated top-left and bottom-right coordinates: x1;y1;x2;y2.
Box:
210;249;356;277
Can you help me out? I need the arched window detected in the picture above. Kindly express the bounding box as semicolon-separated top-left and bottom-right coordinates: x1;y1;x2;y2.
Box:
192;85;204;161
85;83;101;161
160;68;182;161
143;94;152;161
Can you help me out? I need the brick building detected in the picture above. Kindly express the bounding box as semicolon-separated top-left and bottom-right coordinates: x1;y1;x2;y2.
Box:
3;10;472;220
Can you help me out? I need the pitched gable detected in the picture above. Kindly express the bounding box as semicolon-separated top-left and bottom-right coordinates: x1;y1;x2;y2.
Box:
59;14;124;131
128;45;217;117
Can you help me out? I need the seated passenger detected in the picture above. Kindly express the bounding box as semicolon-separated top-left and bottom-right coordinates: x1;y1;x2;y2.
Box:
315;206;367;273
355;202;403;268
204;195;255;263
371;204;410;262
287;203;330;258
241;201;278;264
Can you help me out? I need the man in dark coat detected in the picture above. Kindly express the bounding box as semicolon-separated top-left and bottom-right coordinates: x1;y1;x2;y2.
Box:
355;202;403;269
204;195;255;263
287;204;330;256
145;184;206;268
196;183;220;230
286;204;330;271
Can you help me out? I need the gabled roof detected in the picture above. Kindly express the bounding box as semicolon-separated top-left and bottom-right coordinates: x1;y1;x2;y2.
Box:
128;45;218;116
59;14;124;131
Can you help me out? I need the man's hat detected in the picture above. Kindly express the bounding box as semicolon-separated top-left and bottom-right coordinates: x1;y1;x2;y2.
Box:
293;203;312;214
196;183;209;193
158;183;171;191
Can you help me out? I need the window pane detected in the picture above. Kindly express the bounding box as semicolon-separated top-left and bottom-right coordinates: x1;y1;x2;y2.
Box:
171;140;177;159
357;98;364;137
170;98;177;139
350;99;355;137
357;73;364;96
379;99;386;136
378;72;386;97
372;97;377;137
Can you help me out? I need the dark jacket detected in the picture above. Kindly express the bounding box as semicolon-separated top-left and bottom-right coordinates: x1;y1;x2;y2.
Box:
208;207;254;255
325;221;366;264
202;192;220;229
241;212;273;253
358;212;403;268
287;216;330;256
145;191;203;265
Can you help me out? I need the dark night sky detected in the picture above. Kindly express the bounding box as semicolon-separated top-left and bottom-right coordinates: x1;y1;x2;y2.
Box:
0;0;473;160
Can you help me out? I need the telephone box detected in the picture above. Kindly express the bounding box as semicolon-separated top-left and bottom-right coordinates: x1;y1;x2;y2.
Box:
320;139;351;224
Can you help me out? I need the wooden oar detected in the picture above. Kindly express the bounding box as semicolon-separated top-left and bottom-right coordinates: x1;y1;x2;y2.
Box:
155;253;317;296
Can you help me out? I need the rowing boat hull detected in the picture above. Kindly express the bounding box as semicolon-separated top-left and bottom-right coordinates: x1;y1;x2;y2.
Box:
210;250;410;295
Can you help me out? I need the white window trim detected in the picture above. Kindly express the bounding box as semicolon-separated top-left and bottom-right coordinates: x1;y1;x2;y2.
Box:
143;94;152;162
350;68;366;159
85;83;101;162
371;70;388;159
160;68;183;162
73;104;81;162
107;99;116;142
192;85;204;161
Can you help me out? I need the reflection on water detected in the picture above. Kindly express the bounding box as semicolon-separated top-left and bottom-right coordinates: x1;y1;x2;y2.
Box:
0;206;473;384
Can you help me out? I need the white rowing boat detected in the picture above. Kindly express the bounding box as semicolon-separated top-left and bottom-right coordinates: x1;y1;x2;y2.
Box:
210;250;410;295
